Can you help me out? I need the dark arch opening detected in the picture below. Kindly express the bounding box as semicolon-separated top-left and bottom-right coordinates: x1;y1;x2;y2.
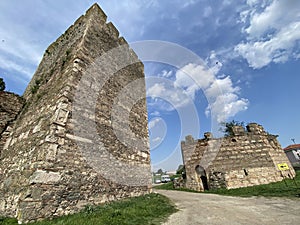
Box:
195;165;209;190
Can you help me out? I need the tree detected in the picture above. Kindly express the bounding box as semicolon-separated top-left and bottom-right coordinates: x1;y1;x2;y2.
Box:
156;169;163;174
176;165;185;174
0;78;5;91
220;120;244;137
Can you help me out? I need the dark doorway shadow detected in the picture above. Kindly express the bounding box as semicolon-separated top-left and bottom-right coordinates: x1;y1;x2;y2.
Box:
200;175;209;190
195;165;209;190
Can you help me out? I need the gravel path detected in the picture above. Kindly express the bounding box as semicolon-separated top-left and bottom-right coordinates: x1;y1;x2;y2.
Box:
155;190;300;225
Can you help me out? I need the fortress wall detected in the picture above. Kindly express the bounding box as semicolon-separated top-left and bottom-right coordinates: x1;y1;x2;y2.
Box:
182;124;295;191
0;4;151;223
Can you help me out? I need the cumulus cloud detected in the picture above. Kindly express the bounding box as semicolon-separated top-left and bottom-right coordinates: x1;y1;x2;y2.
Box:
176;63;248;123
205;76;240;101
147;60;249;123
147;82;191;111
175;63;215;96
205;93;249;123
236;0;300;68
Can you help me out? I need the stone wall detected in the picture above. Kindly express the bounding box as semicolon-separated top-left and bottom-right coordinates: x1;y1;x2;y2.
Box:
0;4;151;223
0;91;24;155
0;92;24;134
181;123;295;191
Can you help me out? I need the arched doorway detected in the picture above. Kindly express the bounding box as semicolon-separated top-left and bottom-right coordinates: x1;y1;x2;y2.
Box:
195;165;209;190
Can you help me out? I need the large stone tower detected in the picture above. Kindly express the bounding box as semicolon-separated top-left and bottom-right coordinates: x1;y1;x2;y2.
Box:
0;4;151;223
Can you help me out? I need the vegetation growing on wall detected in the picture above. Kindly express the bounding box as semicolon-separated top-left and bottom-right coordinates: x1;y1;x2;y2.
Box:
220;120;245;136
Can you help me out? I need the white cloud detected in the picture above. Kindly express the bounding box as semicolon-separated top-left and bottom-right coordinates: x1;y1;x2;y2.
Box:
0;0;92;91
236;21;300;68
205;76;240;101
0;25;43;80
236;0;300;68
173;62;249;123
245;0;300;38
149;118;161;129
175;63;214;90
150;111;160;116
148;117;167;149
147;82;191;111
205;93;249;123
152;137;162;143
204;76;248;123
183;0;197;8
0;56;34;79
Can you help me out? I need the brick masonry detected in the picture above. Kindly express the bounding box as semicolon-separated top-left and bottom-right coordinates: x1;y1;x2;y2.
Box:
0;4;151;223
182;123;296;191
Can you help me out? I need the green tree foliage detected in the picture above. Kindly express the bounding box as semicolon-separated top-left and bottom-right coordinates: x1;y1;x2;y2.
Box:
0;78;5;91
220;120;245;137
157;169;163;174
176;165;185;174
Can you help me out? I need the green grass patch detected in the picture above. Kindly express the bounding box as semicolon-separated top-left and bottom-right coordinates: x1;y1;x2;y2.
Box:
206;172;300;198
0;193;177;225
155;171;300;198
154;182;200;193
0;217;17;225
154;182;174;190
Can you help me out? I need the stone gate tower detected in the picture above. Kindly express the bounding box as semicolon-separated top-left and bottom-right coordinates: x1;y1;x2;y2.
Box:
0;4;151;223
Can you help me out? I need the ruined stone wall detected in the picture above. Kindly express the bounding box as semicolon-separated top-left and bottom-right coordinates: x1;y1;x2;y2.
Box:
0;92;24;134
0;92;24;154
181;123;295;191
0;4;151;223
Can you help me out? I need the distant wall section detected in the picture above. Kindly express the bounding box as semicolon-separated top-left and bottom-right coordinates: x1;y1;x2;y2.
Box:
181;123;295;191
0;91;24;154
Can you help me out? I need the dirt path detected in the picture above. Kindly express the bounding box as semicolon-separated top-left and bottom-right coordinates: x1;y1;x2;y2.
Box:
155;190;300;225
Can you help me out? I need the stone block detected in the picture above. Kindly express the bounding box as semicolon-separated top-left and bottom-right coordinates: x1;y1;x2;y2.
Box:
29;170;61;184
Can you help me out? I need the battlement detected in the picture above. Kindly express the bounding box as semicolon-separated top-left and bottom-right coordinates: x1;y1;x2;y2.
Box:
182;123;270;146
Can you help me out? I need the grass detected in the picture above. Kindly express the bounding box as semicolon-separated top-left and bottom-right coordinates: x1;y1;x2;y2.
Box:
154;171;300;198
206;172;300;198
0;193;177;225
0;217;16;225
154;182;200;193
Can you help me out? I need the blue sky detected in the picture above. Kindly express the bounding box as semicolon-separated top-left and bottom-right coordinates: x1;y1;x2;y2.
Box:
1;0;300;172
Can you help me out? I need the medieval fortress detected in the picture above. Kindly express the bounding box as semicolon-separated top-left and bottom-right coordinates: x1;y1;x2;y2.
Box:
0;3;295;224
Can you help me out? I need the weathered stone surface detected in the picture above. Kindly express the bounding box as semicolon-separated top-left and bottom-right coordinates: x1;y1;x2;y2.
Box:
0;92;24;134
0;91;24;155
29;170;61;184
0;3;151;223
182;123;295;191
